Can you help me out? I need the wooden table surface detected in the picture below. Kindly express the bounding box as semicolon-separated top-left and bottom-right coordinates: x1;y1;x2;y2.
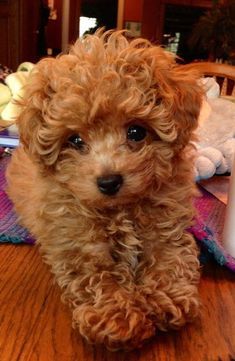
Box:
0;242;235;361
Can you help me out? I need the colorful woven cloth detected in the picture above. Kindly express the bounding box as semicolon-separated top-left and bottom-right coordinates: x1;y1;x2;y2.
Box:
0;156;34;244
0;156;235;271
192;187;235;272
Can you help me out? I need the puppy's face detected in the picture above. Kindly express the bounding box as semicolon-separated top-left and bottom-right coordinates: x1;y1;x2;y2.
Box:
55;115;163;207
18;31;202;208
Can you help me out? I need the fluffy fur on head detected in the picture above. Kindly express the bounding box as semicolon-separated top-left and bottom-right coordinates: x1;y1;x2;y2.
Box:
7;30;202;350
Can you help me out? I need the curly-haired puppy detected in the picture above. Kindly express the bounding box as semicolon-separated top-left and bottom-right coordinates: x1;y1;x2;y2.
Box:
7;30;202;350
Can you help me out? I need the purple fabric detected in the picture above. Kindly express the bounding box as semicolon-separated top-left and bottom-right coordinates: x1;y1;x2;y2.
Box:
0;156;34;244
191;187;235;272
0;155;235;271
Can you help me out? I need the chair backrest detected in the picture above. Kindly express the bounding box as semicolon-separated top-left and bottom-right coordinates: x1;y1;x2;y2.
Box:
182;62;235;96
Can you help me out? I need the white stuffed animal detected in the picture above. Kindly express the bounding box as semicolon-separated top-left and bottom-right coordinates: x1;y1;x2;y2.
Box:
194;77;235;181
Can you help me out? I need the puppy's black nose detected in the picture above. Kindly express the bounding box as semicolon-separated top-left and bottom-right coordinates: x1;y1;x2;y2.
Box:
97;174;123;196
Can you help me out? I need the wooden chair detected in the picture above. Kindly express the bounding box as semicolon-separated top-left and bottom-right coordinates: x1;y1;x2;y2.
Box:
183;62;235;96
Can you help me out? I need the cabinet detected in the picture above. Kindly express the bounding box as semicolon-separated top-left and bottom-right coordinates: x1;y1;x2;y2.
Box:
0;0;41;70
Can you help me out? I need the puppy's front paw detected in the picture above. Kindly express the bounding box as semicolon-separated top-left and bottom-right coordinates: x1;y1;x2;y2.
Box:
147;285;200;331
72;296;155;350
165;294;200;329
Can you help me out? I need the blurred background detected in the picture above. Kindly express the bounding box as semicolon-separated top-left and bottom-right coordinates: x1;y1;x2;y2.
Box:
0;0;234;70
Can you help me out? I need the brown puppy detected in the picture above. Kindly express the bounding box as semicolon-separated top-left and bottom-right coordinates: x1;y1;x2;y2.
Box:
7;30;202;350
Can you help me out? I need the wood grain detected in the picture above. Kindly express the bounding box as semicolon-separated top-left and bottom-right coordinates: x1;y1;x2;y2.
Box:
200;176;230;205
0;243;235;361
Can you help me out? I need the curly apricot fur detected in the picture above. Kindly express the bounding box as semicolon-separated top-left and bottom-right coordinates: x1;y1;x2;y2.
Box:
7;30;202;350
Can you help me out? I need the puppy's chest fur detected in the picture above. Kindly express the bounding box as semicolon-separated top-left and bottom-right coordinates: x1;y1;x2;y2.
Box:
100;205;158;270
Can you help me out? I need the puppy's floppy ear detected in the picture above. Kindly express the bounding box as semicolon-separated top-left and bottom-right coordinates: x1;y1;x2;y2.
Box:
16;57;64;165
17;59;49;149
169;66;203;149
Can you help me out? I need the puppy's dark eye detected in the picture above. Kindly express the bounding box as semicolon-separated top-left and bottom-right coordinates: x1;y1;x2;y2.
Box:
127;125;147;142
68;134;86;150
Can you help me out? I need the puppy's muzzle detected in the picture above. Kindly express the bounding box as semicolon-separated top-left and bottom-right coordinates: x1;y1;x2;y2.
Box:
97;174;123;196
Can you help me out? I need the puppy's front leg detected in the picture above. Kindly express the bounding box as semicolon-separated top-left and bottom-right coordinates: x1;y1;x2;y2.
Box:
137;231;201;330
43;229;154;350
71;262;155;350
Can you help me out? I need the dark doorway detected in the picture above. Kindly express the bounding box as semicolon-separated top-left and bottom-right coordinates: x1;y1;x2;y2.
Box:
80;0;118;35
163;4;208;62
